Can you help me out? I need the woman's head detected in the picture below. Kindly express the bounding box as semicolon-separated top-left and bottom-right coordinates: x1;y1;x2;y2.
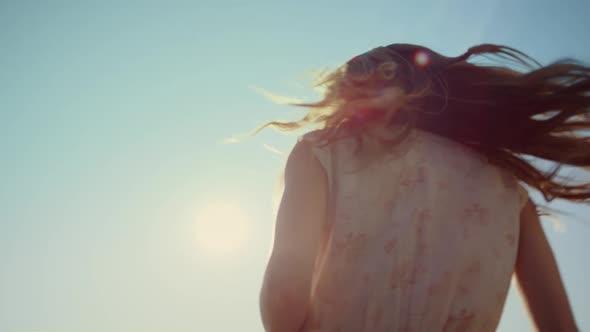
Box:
307;44;544;137
257;43;590;204
337;43;467;103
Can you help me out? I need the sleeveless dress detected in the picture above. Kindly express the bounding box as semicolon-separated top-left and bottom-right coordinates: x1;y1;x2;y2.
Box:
300;127;529;332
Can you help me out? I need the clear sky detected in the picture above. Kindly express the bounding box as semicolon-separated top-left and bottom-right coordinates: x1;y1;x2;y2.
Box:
1;1;589;331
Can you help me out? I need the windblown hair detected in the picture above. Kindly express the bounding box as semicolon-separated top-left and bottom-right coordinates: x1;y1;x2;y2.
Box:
258;43;590;204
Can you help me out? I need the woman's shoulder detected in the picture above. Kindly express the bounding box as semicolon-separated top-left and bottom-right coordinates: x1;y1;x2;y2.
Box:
300;129;325;143
300;127;366;148
300;128;345;143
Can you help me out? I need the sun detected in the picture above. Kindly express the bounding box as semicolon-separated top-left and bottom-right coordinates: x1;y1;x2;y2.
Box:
194;201;250;256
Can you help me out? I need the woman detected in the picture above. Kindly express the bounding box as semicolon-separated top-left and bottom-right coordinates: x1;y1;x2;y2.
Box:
259;43;585;331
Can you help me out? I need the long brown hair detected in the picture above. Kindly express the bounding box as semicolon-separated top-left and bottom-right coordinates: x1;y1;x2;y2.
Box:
257;43;590;204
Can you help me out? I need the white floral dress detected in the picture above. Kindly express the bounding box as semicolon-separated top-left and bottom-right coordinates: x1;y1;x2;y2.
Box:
300;128;528;332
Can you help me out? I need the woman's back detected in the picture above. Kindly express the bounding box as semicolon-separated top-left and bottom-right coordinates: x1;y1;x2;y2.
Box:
301;128;528;332
259;43;583;332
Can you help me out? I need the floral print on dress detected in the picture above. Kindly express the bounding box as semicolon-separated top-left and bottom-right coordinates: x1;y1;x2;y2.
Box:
463;203;489;221
443;309;476;332
437;179;451;191
390;260;417;290
333;232;368;263
384;237;397;254
465;260;482;275
301;128;526;332
400;165;426;188
505;233;517;247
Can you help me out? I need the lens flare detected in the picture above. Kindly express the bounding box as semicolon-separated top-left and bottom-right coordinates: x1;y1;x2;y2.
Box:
414;51;430;67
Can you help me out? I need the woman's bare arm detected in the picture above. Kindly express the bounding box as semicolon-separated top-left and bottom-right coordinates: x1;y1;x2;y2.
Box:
515;199;578;331
259;141;328;332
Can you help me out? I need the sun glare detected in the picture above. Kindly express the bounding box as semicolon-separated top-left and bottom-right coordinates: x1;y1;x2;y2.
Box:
194;201;250;256
414;50;431;67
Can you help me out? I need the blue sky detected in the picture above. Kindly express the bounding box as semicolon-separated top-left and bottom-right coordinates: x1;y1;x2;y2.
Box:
0;1;589;331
